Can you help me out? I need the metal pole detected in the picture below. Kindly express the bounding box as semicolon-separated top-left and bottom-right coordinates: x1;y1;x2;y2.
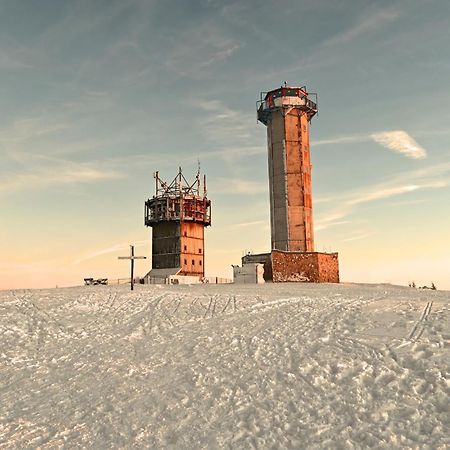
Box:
130;245;135;291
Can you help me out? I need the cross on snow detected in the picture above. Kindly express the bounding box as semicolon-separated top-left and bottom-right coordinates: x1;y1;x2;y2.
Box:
118;245;146;291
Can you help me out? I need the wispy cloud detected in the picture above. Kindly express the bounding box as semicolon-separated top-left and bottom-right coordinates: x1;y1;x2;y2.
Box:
323;8;402;47
315;213;350;231
164;24;239;79
73;240;148;265
0;117;69;147
0;164;122;195
211;177;267;195
315;162;450;231
313;129;428;160
194;99;254;145
347;180;446;206
0;44;34;70
258;6;402;80
342;232;375;242
371;130;427;159
312;134;368;146
231;220;267;229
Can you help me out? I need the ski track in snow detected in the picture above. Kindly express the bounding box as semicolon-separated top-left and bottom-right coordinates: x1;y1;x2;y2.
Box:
0;283;449;449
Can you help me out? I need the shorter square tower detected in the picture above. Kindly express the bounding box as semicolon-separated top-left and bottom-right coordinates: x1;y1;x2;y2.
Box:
144;168;211;279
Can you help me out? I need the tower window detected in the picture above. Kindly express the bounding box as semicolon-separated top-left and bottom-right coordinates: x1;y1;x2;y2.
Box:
184;259;187;265
199;260;202;266
192;260;195;265
199;249;202;254
184;245;187;251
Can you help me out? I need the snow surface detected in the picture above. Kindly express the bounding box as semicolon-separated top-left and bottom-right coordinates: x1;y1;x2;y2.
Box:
0;282;449;449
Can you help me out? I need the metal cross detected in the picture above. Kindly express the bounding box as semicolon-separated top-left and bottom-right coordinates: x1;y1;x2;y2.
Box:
118;245;146;290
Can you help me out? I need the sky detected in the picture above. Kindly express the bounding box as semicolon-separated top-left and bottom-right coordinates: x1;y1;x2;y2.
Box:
1;0;450;290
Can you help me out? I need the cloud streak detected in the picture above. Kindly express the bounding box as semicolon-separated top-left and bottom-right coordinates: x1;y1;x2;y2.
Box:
346;181;446;206
323;8;402;47
211;177;267;195
313;130;429;160
73;240;148;265
194;99;255;146
0;164;122;195
164;24;239;79
342;232;375;242
312;134;368;147
371;130;427;159
315;162;450;231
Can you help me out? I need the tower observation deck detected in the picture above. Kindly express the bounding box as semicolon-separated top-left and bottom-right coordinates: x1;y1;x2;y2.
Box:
257;85;318;252
144;168;211;278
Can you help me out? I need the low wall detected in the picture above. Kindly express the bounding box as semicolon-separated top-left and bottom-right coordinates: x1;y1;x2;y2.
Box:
271;250;339;283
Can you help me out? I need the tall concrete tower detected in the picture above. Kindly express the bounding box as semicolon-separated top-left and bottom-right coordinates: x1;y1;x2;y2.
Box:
238;84;339;283
144;168;211;281
257;85;318;252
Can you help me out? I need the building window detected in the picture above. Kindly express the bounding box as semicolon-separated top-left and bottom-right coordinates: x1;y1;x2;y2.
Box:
184;231;187;237
199;249;202;254
184;259;187;265
184;245;187;251
192;260;195;265
199;260;202;266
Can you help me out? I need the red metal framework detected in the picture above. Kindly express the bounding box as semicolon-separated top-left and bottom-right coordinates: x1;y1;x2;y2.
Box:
144;168;211;226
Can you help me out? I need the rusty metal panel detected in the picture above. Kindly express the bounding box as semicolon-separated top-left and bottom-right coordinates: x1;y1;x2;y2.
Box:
180;222;205;277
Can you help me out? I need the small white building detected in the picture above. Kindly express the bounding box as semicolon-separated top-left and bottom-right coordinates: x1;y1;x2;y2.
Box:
232;263;265;284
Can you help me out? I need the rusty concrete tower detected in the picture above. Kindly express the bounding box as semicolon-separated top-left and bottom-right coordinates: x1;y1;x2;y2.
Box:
144;168;211;279
257;85;318;252
236;85;338;283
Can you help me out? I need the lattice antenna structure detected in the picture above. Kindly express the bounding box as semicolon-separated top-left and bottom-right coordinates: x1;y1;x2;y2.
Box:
144;167;211;277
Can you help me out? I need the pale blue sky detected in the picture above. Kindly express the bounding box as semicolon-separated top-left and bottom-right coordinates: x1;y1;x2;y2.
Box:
1;0;450;289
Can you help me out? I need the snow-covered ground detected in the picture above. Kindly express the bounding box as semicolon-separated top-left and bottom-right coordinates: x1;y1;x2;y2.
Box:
1;282;449;449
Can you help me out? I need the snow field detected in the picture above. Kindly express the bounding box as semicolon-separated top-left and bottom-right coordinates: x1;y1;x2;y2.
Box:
0;283;449;448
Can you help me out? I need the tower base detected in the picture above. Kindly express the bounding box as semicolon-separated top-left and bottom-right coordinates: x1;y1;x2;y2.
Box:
241;250;339;283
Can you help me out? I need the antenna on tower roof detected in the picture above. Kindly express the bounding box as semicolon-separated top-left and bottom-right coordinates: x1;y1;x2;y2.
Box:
196;158;201;191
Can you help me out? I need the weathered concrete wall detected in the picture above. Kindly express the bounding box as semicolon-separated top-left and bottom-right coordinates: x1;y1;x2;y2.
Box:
233;264;265;284
267;111;289;250
266;109;314;252
242;253;273;282
152;222;181;270
271;250;339;283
